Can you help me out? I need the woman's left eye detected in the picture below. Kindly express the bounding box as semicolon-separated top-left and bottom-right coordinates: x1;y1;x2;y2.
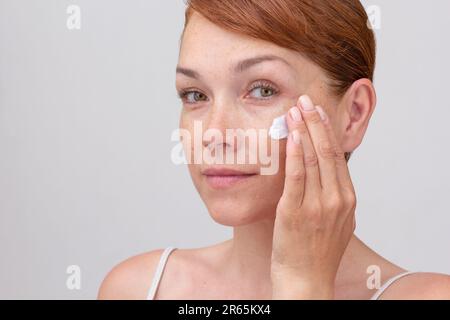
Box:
177;89;208;104
248;81;279;99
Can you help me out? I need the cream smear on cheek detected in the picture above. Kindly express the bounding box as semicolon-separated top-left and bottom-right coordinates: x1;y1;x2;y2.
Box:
268;114;289;140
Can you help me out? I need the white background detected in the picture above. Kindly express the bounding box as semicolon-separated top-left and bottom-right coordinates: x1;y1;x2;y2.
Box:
0;0;449;299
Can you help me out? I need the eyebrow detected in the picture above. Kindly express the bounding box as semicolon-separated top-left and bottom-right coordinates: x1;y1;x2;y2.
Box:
176;54;292;80
176;67;200;79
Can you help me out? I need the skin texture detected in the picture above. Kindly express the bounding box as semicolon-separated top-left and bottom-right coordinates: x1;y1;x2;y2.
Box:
98;12;450;300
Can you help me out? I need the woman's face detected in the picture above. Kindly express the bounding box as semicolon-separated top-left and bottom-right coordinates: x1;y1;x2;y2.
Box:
176;12;341;226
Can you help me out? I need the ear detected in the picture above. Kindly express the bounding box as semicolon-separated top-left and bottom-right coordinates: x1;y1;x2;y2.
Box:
337;79;377;155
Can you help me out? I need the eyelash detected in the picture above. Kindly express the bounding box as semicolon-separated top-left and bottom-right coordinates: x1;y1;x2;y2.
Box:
177;89;206;104
248;80;280;99
177;80;280;105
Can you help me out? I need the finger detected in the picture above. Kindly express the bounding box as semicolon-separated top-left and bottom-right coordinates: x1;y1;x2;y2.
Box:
298;95;339;192
281;106;306;205
316;105;356;194
286;105;322;201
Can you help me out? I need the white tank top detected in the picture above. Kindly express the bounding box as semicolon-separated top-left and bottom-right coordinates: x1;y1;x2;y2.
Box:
146;246;417;300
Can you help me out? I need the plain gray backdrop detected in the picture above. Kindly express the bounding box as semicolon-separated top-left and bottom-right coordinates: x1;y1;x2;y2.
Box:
0;0;449;299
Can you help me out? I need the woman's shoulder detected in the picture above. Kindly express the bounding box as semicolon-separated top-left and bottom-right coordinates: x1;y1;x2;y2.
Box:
97;244;224;300
97;248;168;300
378;272;450;300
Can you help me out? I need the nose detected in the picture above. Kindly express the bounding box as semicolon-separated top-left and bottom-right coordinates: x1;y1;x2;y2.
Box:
201;98;238;153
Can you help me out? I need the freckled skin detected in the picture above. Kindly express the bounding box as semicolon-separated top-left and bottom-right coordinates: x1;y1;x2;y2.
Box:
177;12;338;226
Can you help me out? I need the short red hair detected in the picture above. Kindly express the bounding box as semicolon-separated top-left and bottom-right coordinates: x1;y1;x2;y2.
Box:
183;0;376;97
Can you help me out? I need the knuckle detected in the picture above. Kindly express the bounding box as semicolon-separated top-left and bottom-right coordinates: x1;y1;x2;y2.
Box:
289;145;304;157
307;112;322;124
344;191;357;209
297;123;309;135
324;192;344;211
303;153;318;167
319;140;336;159
285;168;305;183
334;146;346;163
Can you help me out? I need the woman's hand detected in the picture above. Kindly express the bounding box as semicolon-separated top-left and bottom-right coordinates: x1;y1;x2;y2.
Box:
271;95;357;300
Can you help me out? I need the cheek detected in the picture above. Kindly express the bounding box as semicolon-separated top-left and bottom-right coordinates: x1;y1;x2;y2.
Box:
179;112;191;131
179;114;198;164
264;141;287;192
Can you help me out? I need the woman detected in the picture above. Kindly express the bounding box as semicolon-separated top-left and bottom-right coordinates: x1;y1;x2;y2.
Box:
98;0;450;299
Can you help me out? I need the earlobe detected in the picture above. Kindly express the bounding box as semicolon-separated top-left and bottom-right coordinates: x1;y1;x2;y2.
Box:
339;79;377;156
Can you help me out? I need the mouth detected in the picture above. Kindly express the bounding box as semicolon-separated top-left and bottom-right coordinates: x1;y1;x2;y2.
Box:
201;168;258;189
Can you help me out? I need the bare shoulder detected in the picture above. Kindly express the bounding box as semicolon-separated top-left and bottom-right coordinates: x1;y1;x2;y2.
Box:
380;272;450;300
97;249;166;300
97;243;225;300
155;242;229;299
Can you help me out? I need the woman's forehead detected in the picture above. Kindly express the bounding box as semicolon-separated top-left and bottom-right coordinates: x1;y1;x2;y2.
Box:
180;12;295;63
178;12;327;88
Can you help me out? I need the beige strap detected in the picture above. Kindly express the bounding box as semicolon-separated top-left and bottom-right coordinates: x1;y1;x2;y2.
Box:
146;247;177;300
370;271;418;300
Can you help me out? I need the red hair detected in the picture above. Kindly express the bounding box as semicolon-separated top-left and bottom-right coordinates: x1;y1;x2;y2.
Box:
182;0;376;160
183;0;376;96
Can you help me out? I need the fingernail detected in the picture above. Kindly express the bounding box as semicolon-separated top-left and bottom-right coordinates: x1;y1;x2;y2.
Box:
299;95;315;111
292;130;301;145
289;106;302;122
316;106;328;122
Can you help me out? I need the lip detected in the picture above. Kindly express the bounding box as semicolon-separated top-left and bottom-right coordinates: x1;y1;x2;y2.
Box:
202;167;258;189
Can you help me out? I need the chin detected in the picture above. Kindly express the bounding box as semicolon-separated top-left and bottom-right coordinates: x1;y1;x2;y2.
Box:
205;198;278;227
189;167;284;226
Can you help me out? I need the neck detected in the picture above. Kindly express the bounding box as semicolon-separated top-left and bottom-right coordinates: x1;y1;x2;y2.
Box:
225;217;374;290
226;217;275;285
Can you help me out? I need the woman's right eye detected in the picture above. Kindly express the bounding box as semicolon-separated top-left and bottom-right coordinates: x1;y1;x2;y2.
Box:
178;90;208;104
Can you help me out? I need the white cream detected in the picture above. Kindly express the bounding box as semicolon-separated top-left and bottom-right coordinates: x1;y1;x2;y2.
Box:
269;114;289;140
